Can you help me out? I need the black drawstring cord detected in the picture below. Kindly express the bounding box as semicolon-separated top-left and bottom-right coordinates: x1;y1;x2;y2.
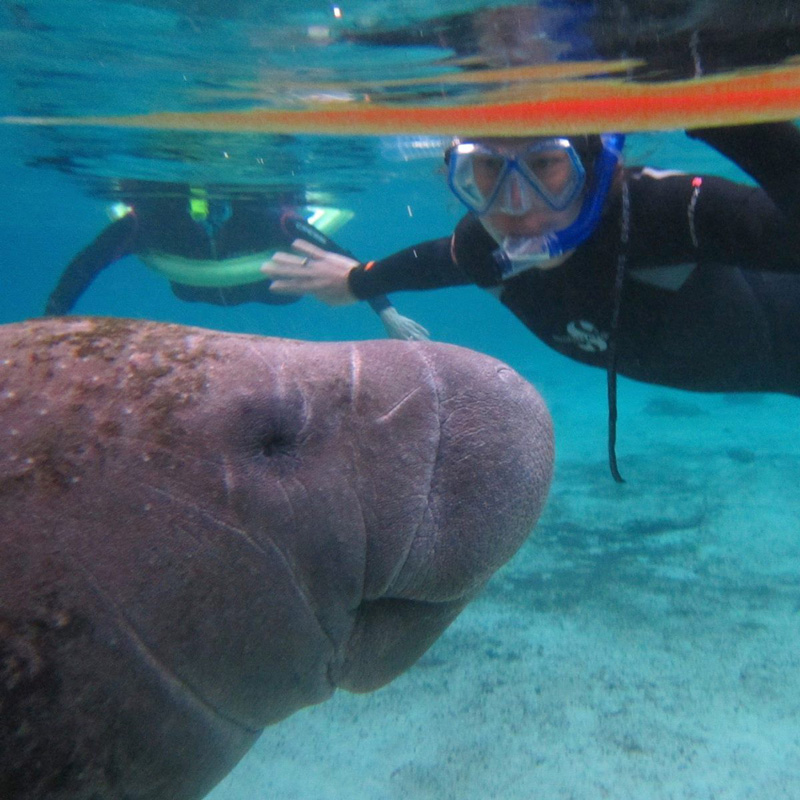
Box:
607;177;630;483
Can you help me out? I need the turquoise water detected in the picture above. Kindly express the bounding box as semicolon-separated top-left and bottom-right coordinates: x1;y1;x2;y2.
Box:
2;2;800;799
0;124;750;358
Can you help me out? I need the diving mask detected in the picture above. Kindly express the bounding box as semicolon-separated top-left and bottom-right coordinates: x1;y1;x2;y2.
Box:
446;137;586;216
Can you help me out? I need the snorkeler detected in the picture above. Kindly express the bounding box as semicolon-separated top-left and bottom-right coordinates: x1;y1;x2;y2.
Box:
44;183;428;341
262;122;800;480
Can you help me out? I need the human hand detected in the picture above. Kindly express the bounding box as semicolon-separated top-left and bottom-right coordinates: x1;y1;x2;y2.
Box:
262;239;359;306
377;307;430;341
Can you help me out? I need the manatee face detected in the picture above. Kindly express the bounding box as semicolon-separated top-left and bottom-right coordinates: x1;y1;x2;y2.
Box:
0;317;553;800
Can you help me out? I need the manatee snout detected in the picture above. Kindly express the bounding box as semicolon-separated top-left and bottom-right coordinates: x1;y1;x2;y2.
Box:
333;341;553;692
0;318;553;800
391;348;554;601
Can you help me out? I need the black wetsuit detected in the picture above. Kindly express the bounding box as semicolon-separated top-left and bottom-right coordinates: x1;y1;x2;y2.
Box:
348;124;800;398
45;196;392;316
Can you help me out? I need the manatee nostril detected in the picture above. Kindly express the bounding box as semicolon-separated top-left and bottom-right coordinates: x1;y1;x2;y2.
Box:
258;431;294;458
233;404;300;460
233;394;306;462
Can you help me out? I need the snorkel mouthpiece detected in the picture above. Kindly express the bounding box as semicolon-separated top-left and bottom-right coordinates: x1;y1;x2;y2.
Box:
492;232;565;277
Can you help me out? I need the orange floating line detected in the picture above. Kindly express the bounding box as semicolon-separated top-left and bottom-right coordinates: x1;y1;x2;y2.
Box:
344;58;641;89
214;58;640;100
4;66;800;136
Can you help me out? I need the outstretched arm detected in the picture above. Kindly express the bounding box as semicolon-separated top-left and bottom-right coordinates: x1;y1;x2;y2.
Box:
271;214;443;340
44;214;138;315
263;230;468;301
263;239;430;341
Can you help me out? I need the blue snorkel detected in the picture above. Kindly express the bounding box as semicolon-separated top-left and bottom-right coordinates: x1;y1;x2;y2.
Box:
492;133;625;278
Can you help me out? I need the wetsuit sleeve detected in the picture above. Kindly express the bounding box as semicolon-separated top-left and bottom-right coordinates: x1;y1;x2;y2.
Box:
347;236;472;299
44;214;138;315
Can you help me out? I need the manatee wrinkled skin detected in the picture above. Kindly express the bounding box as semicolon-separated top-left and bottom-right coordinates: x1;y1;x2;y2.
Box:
0;317;553;800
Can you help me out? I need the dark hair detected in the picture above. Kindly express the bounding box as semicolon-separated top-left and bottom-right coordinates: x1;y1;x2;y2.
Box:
569;134;603;167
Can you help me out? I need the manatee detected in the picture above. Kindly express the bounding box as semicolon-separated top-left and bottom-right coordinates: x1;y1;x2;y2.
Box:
0;317;553;800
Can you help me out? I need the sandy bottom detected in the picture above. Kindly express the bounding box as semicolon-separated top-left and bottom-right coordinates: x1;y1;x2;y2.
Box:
208;378;800;800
